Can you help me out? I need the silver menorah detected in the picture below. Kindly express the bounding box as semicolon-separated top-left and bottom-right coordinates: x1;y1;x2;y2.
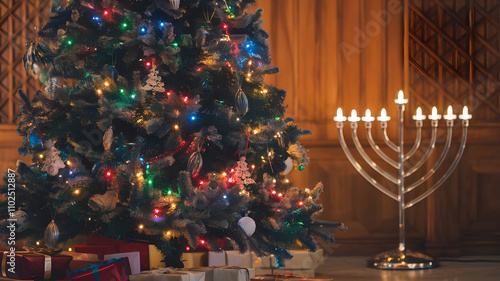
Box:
334;91;471;270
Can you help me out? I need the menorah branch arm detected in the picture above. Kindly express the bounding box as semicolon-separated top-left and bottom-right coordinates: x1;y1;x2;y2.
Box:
366;125;399;169
404;124;422;160
337;125;399;201
404;125;453;193
382;126;399;152
404;125;438;177
352;127;398;184
405;126;468;209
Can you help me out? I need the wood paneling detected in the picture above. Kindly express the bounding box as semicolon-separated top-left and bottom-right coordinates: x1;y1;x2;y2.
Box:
256;0;500;256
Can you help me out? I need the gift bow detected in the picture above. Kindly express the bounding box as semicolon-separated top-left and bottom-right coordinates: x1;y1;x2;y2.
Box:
69;257;128;281
2;251;52;279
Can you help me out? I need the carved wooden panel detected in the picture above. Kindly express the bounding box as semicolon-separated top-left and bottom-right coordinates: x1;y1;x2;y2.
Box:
0;0;50;124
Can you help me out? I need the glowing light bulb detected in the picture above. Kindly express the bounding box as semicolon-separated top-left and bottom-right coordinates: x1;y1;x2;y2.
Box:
139;224;144;229
459;106;472;120
97;89;102;94
333;108;346;122
444;105;457;120
253;129;259;134
68;248;73;252
199;180;204;185
285;179;289;183
347;109;360;122
186;246;190;251
171;203;176;209
104;81;109;87
103;10;109;16
413;107;426;121
223;23;228;29
278;192;283;197
74;189;80;195
377;108;391;122
36;241;40;246
251;164;255;169
298;201;304;206
222;172;227;177
362;109;375;122
174;124;179;130
154;208;160;214
200;239;206;245
428;106;442;120
67;160;71;165
39;154;44;159
271;190;277;195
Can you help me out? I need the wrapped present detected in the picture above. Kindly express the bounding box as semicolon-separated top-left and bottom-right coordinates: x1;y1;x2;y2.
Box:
69;260;104;272
69;258;129;281
181;252;208;268
86;235;128;247
0;251;72;280
118;243;149;271
129;268;205;281
75;244;118;260
191;266;255;281
148;245;164;269
104;252;141;275
251;273;332;281
253;250;324;269
255;269;315;278
208;251;253;267
61;251;99;262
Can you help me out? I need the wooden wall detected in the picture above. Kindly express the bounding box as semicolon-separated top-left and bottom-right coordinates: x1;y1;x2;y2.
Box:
255;0;500;256
0;0;499;257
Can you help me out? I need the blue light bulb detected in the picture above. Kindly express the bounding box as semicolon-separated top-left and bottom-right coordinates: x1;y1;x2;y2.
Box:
140;26;146;33
160;22;165;28
93;16;100;21
190;115;196;121
223;195;227;199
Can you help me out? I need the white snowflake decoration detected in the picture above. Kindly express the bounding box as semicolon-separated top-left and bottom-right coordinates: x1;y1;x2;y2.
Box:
140;64;165;93
234;157;255;186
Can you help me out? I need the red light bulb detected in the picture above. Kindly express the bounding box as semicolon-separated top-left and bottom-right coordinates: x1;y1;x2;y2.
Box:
154;208;160;214
200;239;206;245
186;246;190;251
271;190;277;195
199;180;204;185
103;10;109;16
298;201;304;206
228;178;233;183
183;96;188;103
223;23;228;29
278;192;283;197
146;62;151;67
197;67;203;72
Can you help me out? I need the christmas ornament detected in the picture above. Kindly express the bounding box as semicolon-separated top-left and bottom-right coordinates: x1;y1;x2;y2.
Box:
298;164;305;171
284;157;293;175
234;157;255;185
235;88;248;115
103;126;113;150
88;190;119;212
238;216;256;236
11;210;28;232
169;0;180;9
29;128;43;149
141;64;165;93
44;220;59;250
187;151;203;177
42;142;66;176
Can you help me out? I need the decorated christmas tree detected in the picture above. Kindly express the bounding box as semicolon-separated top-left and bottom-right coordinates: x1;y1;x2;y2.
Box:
1;0;344;267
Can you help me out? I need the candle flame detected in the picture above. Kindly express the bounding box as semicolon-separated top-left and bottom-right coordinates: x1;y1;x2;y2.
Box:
365;109;371;117
416;107;422;117
447;105;453;116
337;107;343;117
398;90;404;101
381;108;387;117
432;106;437;116
463;106;468;116
351;109;357;118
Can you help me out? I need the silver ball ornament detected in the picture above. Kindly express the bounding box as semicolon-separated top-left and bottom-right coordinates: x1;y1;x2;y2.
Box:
12;210;28;232
284;157;293;175
238;216;256;236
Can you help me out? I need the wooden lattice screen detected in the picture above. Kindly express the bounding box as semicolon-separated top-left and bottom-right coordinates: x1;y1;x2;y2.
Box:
0;0;51;124
406;0;500;124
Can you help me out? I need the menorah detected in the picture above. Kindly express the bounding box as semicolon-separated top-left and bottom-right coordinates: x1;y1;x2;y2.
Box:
334;91;471;270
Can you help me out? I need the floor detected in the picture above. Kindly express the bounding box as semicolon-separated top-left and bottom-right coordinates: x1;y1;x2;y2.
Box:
315;256;500;281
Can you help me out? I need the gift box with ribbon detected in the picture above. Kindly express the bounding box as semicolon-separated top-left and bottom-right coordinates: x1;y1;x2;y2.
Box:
191;266;255;281
208;251;253;267
253;250;324;270
129;268;205;281
69;258;130;281
0;251;72;280
251;273;333;281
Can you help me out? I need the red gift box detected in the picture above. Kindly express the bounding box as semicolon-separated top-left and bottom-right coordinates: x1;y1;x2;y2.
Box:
86;235;128;247
75;245;118;260
69;258;129;281
117;243;149;271
0;251;72;280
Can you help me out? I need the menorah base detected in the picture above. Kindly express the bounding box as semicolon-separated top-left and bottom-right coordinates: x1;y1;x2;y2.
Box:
367;248;438;270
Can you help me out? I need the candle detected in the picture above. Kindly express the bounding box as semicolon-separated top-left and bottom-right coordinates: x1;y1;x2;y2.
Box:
394;90;408;104
428;106;442;120
362;109;375;122
459;106;472;120
333;107;347;122
377;108;391;122
443;105;457;120
412;107;426;121
348;109;361;122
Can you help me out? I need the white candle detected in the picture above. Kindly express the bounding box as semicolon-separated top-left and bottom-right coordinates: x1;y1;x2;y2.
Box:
362;109;375;122
459;106;472;120
428;106;442;120
377;108;391;122
333;107;347;122
394;90;408;104
412;107;426;121
443;105;457;120
348;109;361;122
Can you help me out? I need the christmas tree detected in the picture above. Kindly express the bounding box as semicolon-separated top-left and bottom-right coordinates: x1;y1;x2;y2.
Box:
1;0;344;267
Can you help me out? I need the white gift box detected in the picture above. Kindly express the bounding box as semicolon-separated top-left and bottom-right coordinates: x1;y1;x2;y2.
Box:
181;252;208;268
253;249;324;269
104;251;141;274
191;267;255;281
208;251;253;267
130;268;205;281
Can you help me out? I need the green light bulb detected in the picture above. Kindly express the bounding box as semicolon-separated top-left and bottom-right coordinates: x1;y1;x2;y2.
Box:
275;117;280;121
130;94;136;99
148;179;153;185
67;40;73;45
122;23;127;28
167;190;172;195
120;89;125;93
